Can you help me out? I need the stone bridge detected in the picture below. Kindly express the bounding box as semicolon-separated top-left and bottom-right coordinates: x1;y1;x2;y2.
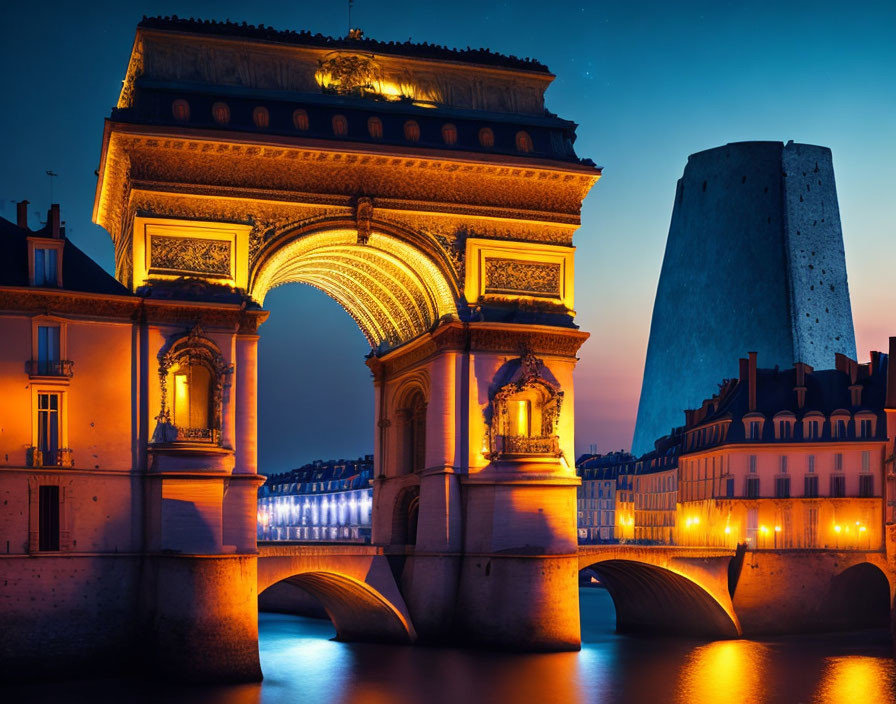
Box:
257;543;416;644
258;542;896;644
578;545;741;638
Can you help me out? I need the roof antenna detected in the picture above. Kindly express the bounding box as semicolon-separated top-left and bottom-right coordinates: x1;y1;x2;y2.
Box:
348;0;353;35
46;170;58;203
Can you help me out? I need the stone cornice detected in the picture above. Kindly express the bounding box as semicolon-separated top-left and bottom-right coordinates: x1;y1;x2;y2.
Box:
95;122;600;239
0;286;269;332
0;287;139;321
369;320;589;377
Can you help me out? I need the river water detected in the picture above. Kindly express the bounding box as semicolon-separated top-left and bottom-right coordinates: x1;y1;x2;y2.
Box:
5;589;896;703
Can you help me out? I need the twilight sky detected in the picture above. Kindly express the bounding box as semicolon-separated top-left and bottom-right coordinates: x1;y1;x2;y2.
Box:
1;1;894;472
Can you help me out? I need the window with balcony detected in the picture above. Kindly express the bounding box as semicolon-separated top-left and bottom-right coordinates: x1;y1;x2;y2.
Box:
859;475;874;497
153;326;231;445
37;391;59;460
487;353;563;458
725;477;735;498
830;474;846;498
745;476;760;498
775;476;791;498
804;475;819;497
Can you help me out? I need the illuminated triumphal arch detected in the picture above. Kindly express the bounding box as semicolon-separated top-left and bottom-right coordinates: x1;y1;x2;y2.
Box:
94;17;599;680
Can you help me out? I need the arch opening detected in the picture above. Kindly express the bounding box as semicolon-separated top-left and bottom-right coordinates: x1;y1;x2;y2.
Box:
259;571;414;644
821;562;891;631
581;560;740;639
392;486;421;545
250;227;458;352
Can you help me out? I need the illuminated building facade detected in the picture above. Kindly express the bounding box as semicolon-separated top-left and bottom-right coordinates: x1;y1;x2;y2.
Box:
676;351;887;550
0;17;601;681
576;452;634;543
257;457;373;542
632;437;679;544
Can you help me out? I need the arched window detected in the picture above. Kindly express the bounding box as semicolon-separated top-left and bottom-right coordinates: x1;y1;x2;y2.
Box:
487;353;563;457
368;116;383;138
171;99;190;122
332;114;348;136
252;106;270;128
172;361;212;430
478;127;494;148
404;120;420;142
392;487;420;545
396;388;427;475
293;109;310;131
441;123;457;145
211;102;230;125
153;326;231;445
515;130;533;153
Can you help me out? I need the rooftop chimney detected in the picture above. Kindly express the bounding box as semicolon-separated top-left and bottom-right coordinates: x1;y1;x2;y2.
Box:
48;204;61;238
887;338;896;410
16;200;29;229
748;351;757;412
793;362;812;410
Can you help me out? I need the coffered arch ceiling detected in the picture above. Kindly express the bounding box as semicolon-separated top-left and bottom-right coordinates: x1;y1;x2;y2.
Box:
250;229;458;351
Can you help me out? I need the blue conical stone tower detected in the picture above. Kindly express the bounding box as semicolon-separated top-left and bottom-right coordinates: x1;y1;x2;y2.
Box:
632;141;856;454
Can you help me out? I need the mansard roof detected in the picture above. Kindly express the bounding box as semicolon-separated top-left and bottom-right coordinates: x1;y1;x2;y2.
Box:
682;352;888;447
261;455;374;494
0;213;130;296
138;16;551;74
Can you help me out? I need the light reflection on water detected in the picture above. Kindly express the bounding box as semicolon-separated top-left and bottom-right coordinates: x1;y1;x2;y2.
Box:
3;589;895;703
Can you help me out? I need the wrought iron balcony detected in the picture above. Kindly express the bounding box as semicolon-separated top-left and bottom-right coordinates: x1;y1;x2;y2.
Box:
493;434;561;456
174;426;220;444
26;359;74;377
26;447;75;467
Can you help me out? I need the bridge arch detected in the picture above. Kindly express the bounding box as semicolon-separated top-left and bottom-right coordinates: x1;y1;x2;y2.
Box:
578;547;741;639
258;546;417;644
822;561;892;630
249;218;459;352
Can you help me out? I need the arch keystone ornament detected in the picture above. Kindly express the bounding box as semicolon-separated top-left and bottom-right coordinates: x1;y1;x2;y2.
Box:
93;17;599;680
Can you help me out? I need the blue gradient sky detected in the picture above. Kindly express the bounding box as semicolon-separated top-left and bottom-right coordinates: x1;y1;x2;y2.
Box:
1;1;893;472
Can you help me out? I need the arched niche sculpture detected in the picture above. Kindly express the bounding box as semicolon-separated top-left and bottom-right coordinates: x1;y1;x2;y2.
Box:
152;325;232;445
486;352;563;459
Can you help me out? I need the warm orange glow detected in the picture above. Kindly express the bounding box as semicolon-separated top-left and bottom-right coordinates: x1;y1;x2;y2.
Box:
174;372;188;426
676;640;767;703
816;656;896;704
514;400;531;437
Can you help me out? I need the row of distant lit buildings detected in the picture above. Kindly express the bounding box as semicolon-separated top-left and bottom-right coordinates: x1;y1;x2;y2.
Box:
577;349;895;551
257;456;373;542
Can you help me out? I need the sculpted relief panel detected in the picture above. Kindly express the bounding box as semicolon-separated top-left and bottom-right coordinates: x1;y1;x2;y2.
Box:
483;258;562;298
149;235;232;277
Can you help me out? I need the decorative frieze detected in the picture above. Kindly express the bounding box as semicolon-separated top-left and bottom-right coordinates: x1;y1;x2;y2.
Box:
149;235;232;277
483;258;561;298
